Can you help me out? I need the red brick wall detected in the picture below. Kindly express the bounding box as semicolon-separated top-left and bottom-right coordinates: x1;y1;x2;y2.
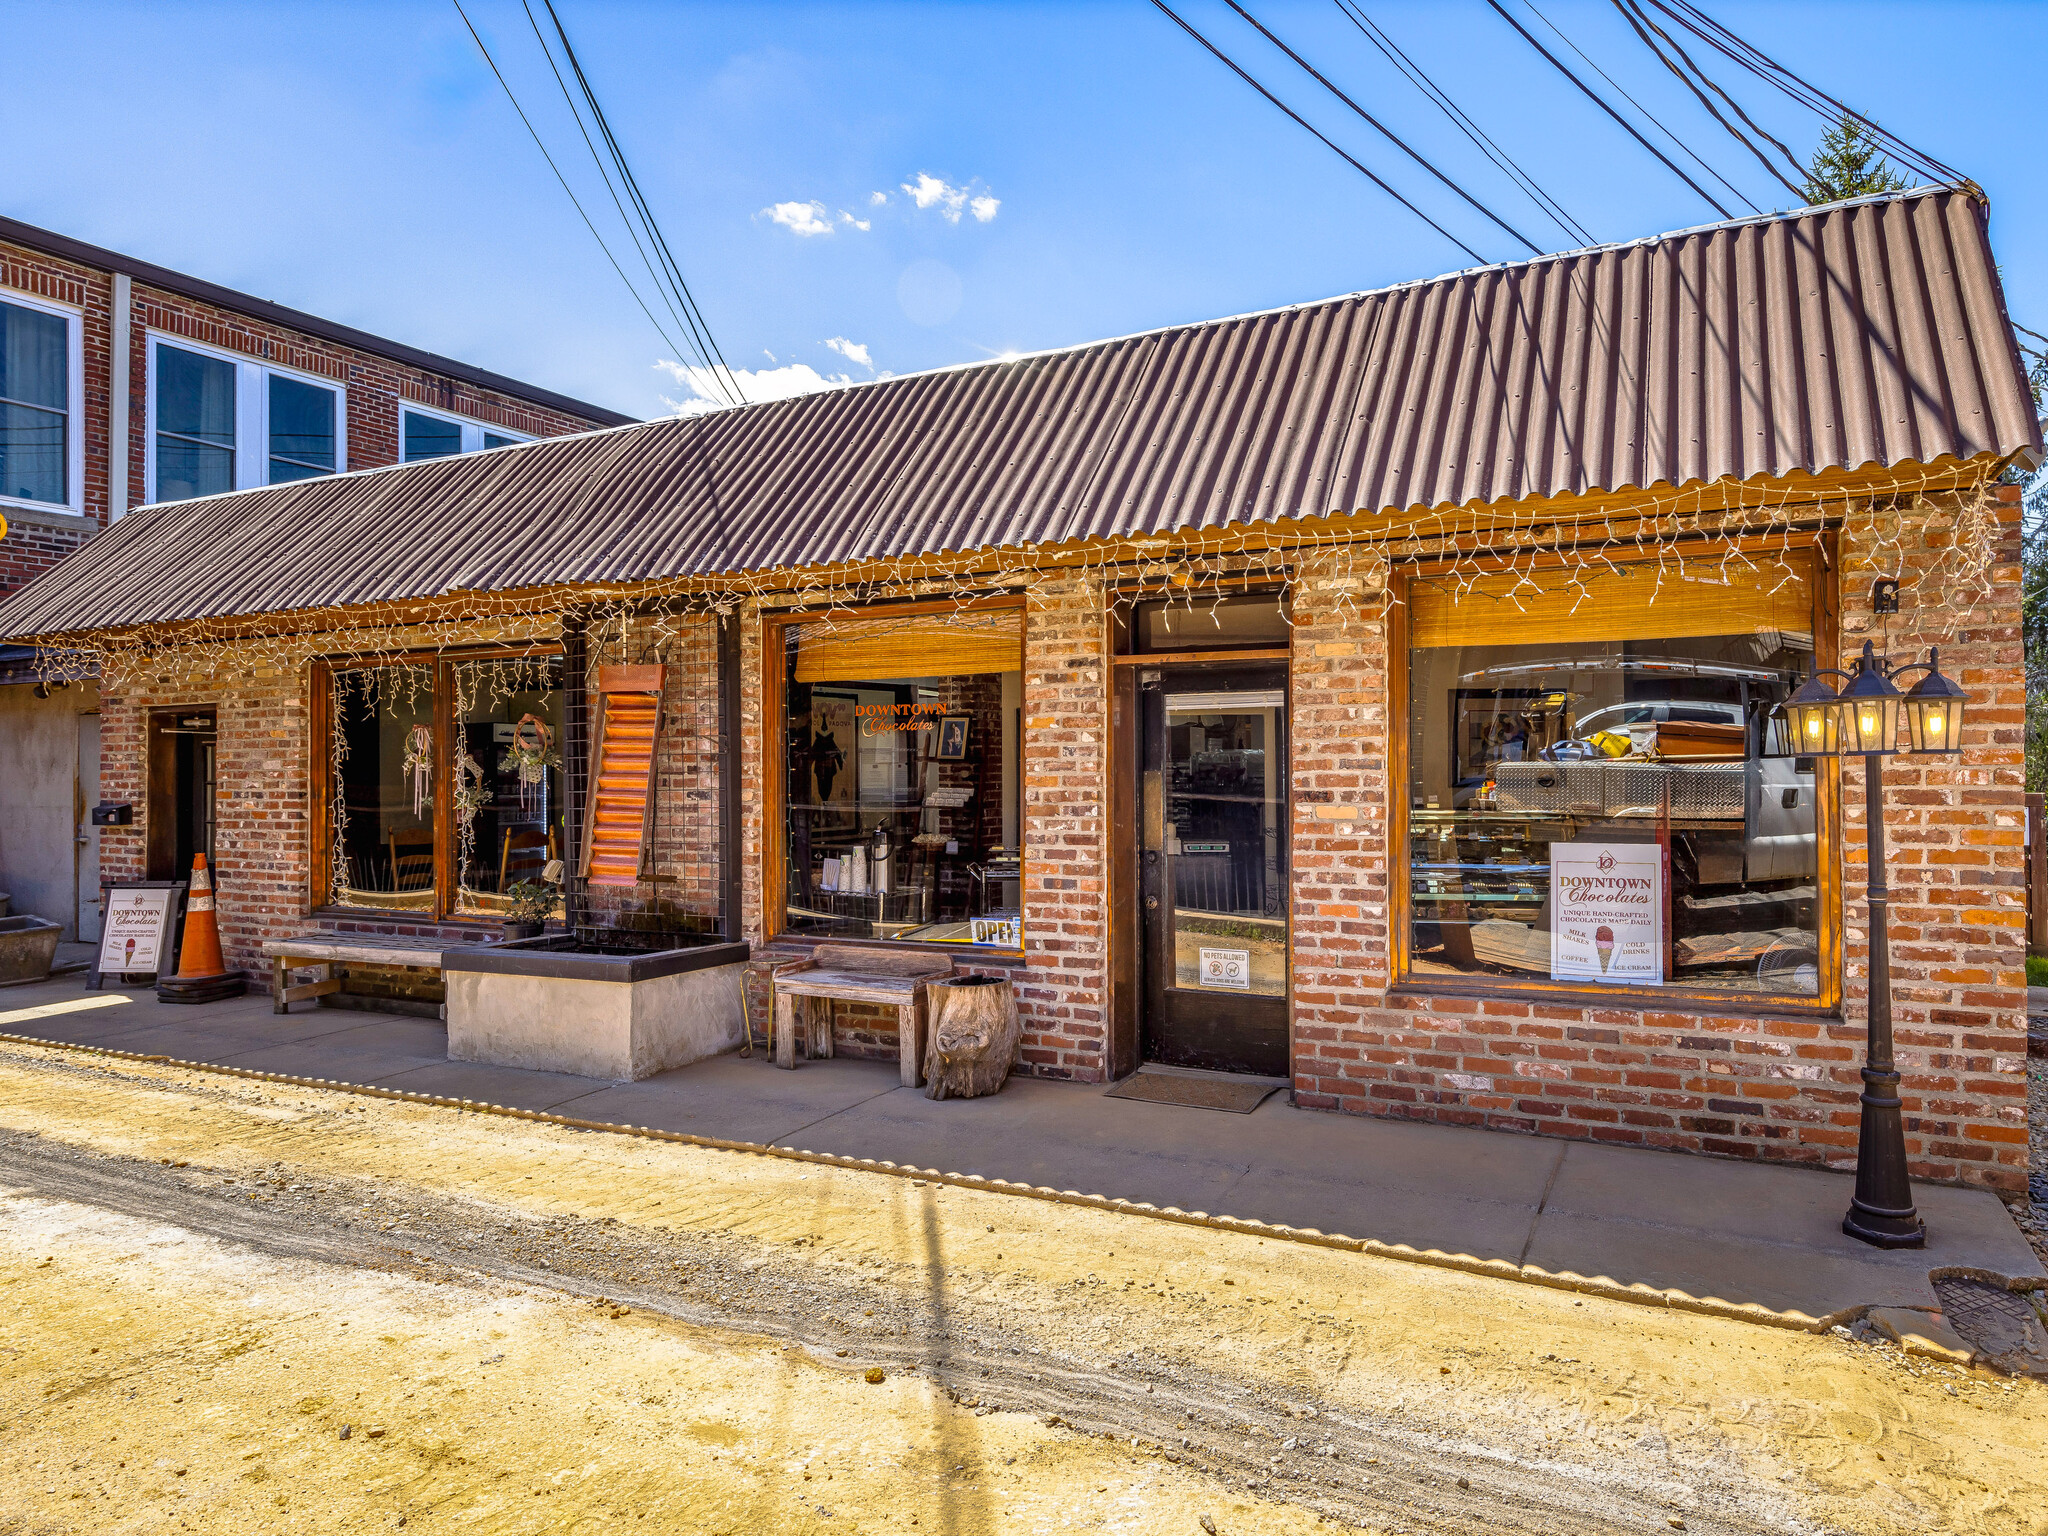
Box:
1289;492;2031;1195
0;234;610;604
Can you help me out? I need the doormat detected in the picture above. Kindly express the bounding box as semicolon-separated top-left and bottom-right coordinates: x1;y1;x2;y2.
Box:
1103;1071;1283;1114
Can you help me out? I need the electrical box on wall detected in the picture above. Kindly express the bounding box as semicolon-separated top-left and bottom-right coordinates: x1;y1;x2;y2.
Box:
91;802;134;826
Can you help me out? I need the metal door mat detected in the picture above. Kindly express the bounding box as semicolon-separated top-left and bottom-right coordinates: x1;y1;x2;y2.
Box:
1104;1071;1282;1114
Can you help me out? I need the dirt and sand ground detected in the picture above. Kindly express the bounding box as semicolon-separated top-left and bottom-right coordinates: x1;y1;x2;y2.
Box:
1;1041;2043;1535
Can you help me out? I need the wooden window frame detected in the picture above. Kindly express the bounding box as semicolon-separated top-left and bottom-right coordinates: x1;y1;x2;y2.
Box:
310;644;564;922
760;595;1028;955
1388;531;1843;1016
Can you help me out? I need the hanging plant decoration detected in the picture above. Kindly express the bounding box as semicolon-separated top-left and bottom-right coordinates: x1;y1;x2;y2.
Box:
402;724;434;816
452;745;491;885
502;713;559;816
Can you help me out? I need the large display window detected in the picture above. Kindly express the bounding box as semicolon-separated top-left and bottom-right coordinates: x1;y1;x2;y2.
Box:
318;651;563;919
773;606;1022;946
1400;547;1834;1005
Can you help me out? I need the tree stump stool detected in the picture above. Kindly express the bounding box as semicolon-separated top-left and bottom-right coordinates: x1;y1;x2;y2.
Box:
923;975;1021;1100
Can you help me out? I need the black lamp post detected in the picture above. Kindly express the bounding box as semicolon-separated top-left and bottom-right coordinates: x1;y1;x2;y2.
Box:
1772;610;1970;1250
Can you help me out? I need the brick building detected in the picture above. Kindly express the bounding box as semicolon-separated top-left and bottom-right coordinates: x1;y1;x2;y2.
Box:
0;215;634;939
0;188;2036;1196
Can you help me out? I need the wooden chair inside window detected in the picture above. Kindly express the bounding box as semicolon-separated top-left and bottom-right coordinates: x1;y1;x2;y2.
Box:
387;828;436;892
498;826;558;891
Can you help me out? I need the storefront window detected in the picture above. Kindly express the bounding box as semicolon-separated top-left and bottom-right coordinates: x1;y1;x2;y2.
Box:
452;658;564;917
1405;553;1824;999
323;652;563;919
330;667;438;912
780;609;1022;945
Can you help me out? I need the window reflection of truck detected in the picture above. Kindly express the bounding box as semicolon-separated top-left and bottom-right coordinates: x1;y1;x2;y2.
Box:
1458;662;1814;884
1570;699;1812;882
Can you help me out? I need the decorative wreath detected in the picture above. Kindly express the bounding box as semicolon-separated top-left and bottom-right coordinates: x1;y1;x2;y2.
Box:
503;713;559;814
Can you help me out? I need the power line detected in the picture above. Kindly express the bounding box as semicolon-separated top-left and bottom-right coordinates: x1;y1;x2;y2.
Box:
1482;0;1733;219
540;1;745;405
1331;0;1594;248
449;0;703;378
1611;0;1806;203
1645;0;1967;188
1149;0;1492;265
1515;0;1758;216
1223;1;1541;255
518;1;724;393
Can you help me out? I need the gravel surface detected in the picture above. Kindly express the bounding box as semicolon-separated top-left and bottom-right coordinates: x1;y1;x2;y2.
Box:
3;1044;2042;1536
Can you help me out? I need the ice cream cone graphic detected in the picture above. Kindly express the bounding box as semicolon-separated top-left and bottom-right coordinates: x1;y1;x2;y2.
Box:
123;937;135;968
1594;925;1615;974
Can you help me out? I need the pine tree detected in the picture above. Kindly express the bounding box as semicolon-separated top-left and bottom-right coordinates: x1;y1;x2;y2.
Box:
1803;113;1911;204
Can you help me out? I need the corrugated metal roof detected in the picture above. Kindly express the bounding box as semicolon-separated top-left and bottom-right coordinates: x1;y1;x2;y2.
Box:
1;187;2035;642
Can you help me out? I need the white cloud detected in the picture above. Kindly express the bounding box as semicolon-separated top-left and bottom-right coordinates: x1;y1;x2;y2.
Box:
898;172;1000;225
824;336;872;370
869;190;889;207
762;200;834;237
762;348;777;362
838;210;870;232
657;358;854;417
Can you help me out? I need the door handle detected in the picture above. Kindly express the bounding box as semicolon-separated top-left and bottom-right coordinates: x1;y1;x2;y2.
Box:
1143;771;1163;851
1145;896;1159;911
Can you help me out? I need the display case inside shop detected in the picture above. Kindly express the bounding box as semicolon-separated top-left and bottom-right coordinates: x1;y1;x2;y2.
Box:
1405;557;1823;998
781;613;1023;945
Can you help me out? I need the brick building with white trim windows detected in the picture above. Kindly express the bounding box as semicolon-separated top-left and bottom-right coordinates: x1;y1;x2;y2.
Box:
0;216;634;943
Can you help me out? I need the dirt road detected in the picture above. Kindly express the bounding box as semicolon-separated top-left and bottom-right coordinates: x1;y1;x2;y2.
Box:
1;1042;2041;1535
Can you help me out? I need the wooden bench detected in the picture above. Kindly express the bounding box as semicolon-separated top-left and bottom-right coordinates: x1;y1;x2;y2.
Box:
772;944;952;1087
261;934;455;1017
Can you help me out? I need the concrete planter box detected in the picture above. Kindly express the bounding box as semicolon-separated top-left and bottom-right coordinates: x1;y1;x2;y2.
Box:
440;936;751;1081
0;914;61;984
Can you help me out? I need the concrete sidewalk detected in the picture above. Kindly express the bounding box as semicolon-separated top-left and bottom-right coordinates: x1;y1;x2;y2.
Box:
2;975;2038;1326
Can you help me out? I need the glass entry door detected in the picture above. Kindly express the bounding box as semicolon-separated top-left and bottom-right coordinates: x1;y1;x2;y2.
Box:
1140;673;1289;1075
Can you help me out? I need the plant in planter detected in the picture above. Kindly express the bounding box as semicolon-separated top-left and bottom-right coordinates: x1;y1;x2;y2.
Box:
501;879;557;941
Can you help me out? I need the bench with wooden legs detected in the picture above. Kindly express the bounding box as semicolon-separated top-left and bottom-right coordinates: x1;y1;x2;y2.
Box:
771;944;952;1087
261;934;455;1017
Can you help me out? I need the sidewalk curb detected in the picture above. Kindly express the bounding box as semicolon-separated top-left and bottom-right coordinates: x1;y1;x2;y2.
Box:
0;1029;1851;1335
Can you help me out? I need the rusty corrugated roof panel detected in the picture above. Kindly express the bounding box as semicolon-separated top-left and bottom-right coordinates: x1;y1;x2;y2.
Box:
1;187;2035;642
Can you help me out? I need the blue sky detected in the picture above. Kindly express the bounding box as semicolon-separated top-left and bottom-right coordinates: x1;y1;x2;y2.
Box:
5;1;2040;420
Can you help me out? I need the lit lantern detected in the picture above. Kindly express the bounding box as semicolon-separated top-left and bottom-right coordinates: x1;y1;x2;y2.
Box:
1775;669;1842;757
1901;647;1968;754
1834;640;1902;755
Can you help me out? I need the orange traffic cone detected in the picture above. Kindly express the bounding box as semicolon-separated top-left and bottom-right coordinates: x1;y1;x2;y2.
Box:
158;854;245;1002
177;853;227;978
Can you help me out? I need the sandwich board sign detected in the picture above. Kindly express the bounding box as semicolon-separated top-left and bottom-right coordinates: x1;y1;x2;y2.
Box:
91;883;187;988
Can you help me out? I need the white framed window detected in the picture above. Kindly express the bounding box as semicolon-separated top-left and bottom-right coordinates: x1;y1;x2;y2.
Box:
0;287;86;516
401;403;529;463
145;332;347;504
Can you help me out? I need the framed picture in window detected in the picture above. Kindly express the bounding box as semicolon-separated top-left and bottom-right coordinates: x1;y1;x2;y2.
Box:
808;693;855;806
935;716;970;761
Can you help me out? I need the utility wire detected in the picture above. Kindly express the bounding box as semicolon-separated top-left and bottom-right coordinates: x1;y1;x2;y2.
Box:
1516;0;1758;216
519;1;724;393
1331;0;1594;248
1646;0;1966;188
1149;0;1491;265
1612;0;1806;203
1224;1;1541;255
1482;0;1732;219
541;1;745;405
449;0;701;375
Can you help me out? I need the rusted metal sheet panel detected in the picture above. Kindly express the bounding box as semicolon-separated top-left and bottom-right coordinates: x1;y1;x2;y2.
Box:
1;187;2035;641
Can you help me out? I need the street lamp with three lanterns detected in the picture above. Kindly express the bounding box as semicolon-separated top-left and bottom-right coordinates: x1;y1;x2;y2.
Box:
1771;586;1971;1249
